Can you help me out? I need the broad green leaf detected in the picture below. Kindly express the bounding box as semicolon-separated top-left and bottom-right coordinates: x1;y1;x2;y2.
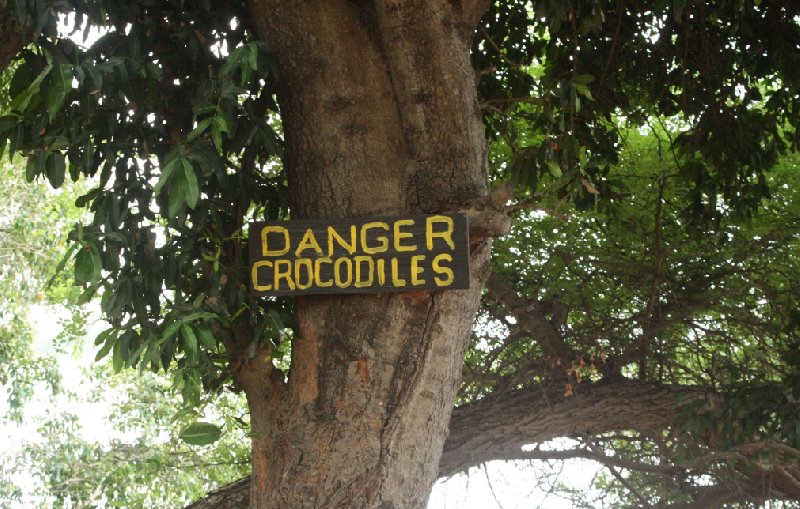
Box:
112;339;124;372
547;161;563;177
95;334;115;361
266;308;284;342
181;158;199;209
9;64;52;111
181;324;198;363
74;245;102;285
575;83;593;101
187;118;213;142
180;421;221;446
219;45;245;77
195;323;217;349
46;64;73;120
248;43;259;71
154;157;179;195
45;152;66;188
158;312;218;345
168;173;185;217
84;63;102;92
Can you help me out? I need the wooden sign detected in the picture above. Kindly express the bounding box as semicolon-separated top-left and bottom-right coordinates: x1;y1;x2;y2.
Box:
249;214;470;296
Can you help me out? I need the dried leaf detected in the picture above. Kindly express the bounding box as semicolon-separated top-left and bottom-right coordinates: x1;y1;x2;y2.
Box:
581;178;600;194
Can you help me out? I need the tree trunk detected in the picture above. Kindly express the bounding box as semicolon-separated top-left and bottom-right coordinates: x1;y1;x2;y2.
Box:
0;7;31;73
234;1;492;507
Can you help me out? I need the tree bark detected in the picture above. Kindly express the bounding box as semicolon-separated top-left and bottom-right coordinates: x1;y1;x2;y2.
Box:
0;6;31;73
233;1;491;508
438;381;718;476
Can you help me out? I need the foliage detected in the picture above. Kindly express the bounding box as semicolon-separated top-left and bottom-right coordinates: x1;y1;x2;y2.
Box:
0;154;88;421
1;0;291;409
0;359;250;508
1;0;799;506
476;1;800;223
0;152;250;507
467;124;800;504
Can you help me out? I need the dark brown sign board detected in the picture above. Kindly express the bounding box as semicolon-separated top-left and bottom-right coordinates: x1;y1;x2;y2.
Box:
249;214;470;296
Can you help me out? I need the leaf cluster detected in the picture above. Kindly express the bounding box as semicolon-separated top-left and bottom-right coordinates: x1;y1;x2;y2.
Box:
1;0;292;405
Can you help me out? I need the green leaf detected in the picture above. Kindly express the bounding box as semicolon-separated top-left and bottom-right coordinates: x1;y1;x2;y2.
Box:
219;45;246;77
47;242;78;287
158;312;218;346
9;63;52;111
154;157;180;195
84;63;102;92
575;83;593;101
547;161;563;177
45;152;66;188
168;173;185;218
181;324;198;363
74;245;102;285
186;118;213;142
26;155;38;182
248;43;259;71
181;158;199;209
195;323;217;349
95;334;115;361
180;421;222;446
572;74;595;85
266;308;284;342
112;338;124;372
46;64;73;120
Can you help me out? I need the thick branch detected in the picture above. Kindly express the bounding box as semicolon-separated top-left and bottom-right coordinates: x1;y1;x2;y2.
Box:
184;381;800;508
185;381;716;508
439;380;717;477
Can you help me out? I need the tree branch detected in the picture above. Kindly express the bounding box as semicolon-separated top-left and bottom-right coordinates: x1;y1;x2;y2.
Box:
485;270;574;364
183;382;800;508
439;380;717;477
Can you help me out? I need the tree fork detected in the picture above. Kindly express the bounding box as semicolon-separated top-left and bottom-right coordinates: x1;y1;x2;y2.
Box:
242;1;492;507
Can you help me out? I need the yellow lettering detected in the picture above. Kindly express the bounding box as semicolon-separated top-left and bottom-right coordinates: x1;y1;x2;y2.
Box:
354;256;374;288
294;258;314;290
314;257;333;287
295;229;323;257
251;260;273;291
394;219;416;252
376;258;386;285
261;226;290;256
410;255;426;286
432;253;454;286
327;225;357;256
426;215;455;250
273;259;295;291
361;222;389;254
334;258;353;287
390;258;406;287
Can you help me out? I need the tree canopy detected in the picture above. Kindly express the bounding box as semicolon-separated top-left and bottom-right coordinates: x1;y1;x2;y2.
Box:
0;0;799;507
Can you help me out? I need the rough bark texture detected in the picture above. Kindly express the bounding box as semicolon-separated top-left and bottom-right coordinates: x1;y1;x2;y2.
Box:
438;381;718;476
0;7;31;73
185;381;721;509
234;1;492;508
